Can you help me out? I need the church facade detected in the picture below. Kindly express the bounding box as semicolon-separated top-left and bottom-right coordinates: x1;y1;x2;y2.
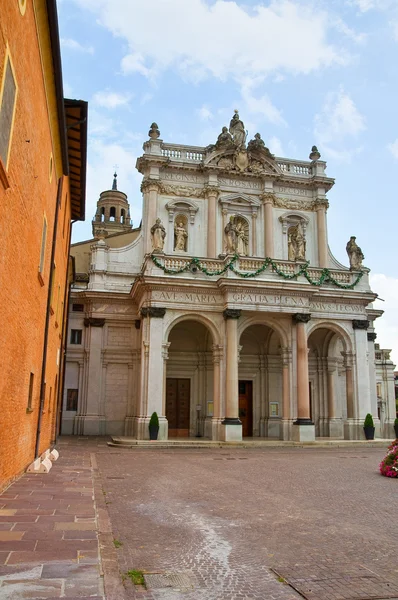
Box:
62;114;396;442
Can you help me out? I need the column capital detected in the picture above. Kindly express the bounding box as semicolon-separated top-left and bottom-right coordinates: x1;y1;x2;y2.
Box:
293;313;311;324
204;185;220;198
212;344;223;364
260;192;275;205
281;347;292;365
84;317;105;327
341;351;355;368
314;198;329;211
141;307;166;318
352;319;369;330
161;342;171;360
140;179;162;193
367;332;377;341
223;309;241;320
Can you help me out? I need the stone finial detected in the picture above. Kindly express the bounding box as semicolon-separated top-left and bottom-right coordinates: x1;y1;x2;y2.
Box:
112;172;117;190
148;122;160;139
309;145;321;161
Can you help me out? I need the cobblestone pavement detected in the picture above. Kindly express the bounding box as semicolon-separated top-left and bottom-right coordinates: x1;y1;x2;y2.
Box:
95;445;398;600
0;442;105;599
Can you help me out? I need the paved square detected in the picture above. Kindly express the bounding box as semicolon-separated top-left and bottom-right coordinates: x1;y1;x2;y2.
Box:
94;446;398;599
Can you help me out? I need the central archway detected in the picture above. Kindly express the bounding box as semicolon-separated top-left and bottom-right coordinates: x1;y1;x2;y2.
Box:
166;319;214;438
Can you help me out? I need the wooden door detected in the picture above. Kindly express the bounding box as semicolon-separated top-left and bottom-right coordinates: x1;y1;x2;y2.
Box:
166;378;190;437
238;380;253;437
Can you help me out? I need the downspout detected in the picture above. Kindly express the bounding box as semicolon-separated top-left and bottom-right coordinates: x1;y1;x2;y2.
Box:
35;177;63;459
55;221;77;441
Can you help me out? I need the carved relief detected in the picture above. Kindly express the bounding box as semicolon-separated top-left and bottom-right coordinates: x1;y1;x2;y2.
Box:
159;183;205;198
273;196;314;211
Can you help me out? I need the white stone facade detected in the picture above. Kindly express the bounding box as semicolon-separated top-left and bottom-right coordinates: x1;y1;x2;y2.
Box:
62;118;395;441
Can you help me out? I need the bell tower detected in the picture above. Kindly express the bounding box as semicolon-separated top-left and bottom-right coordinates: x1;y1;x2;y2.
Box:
92;173;132;237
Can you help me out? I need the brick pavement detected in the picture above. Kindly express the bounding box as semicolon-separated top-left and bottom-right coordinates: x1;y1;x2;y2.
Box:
0;440;106;599
95;446;398;600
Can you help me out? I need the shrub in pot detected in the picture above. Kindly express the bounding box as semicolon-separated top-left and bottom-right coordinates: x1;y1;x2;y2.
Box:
394;418;398;439
363;413;375;440
149;412;159;440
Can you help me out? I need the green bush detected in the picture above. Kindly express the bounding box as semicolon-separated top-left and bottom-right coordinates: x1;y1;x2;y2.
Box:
149;412;159;428
394;417;398;426
364;413;374;428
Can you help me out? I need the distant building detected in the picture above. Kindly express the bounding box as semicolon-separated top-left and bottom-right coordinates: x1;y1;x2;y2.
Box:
0;0;87;489
63;114;395;442
374;345;396;436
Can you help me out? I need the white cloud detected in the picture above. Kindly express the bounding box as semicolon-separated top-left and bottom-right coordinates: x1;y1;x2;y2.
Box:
388;139;398;159
370;273;398;366
92;90;133;109
61;37;94;54
74;0;348;84
241;79;287;127
351;0;393;11
140;93;153;105
314;88;365;160
267;136;284;156
197;105;213;121
332;18;367;44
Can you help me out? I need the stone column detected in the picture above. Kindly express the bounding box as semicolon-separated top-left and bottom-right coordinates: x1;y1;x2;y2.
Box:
124;353;138;436
342;351;357;439
80;318;105;435
353;319;373;438
280;347;292;440
292;313;315;441
211;344;223;440
315;199;328;268
262;193;274;257
205;186;219;258
222;309;242;441
134;307;168;440
327;358;342;438
142;180;161;255
367;331;379;435
222;208;228;254
251;209;258;256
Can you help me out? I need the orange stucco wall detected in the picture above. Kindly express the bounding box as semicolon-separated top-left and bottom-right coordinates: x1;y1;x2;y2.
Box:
0;0;73;489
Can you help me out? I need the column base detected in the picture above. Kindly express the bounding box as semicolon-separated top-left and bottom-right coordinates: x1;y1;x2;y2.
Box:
344;419;383;440
221;418;242;442
291;423;315;442
132;416;168;440
73;415;106;435
328;418;344;438
279;419;293;441
205;418;224;441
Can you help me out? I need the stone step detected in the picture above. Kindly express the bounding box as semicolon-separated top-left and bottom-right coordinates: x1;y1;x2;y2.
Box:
108;436;392;449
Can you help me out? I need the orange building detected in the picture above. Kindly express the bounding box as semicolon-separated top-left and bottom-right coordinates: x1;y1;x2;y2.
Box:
0;0;87;489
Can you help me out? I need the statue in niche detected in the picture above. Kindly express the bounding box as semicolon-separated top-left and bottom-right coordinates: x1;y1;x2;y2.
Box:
151;218;166;252
288;222;306;261
346;236;364;270
224;215;249;256
216;126;233;149
229;110;247;149
174;220;188;252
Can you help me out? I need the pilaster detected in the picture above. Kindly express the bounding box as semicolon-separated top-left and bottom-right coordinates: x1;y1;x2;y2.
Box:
292;313;315;442
221;309;242;441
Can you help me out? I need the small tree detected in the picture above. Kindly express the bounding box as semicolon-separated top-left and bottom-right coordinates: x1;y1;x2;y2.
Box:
149;412;159;428
364;413;374;428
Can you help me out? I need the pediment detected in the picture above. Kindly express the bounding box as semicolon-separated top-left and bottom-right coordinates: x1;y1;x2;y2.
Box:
219;193;261;208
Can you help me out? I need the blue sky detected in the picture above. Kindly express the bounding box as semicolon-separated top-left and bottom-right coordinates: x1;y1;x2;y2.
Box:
59;0;398;362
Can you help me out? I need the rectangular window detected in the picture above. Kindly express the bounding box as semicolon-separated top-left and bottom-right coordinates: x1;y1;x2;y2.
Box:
39;216;47;274
72;303;84;312
70;329;82;345
0;49;17;169
27;373;34;411
66;389;78;411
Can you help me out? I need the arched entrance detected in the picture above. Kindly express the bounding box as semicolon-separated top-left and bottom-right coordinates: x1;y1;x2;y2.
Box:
307;326;349;438
239;323;284;438
166;320;214;438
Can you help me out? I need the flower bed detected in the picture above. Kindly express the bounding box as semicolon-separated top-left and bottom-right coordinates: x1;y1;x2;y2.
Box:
379;440;398;478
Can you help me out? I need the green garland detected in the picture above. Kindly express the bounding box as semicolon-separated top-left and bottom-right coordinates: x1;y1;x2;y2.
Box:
151;254;364;290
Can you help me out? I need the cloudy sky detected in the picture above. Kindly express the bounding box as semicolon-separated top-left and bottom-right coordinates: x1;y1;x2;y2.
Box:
59;0;398;363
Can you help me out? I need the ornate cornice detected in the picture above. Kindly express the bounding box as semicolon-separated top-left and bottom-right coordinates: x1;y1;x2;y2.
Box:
293;313;311;324
140;307;166;318
353;319;369;330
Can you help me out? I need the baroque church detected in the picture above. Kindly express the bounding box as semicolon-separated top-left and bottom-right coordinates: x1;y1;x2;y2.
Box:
62;112;396;442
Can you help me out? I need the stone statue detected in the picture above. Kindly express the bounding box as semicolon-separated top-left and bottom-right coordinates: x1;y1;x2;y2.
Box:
229;110;246;149
225;216;237;254
174;221;188;252
288;223;306;261
148;123;160;139
309;145;321;161
151;218;166;252
216;126;233;149
346;236;364;270
224;215;249;255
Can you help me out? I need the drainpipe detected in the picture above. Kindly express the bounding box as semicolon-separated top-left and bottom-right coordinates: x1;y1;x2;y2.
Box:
35;178;63;459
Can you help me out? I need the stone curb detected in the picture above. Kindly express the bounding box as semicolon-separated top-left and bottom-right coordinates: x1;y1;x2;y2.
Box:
91;453;128;600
